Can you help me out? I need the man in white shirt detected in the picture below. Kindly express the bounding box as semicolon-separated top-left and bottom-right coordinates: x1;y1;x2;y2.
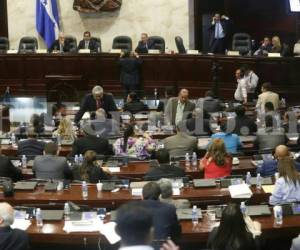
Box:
234;69;248;104
242;65;259;101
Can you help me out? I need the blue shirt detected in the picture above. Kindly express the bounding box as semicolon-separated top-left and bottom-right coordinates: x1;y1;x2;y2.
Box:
269;177;300;205
257;160;300;177
215;22;225;39
211;132;242;154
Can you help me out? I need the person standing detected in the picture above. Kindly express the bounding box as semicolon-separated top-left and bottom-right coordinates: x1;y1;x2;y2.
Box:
119;51;142;98
74;85;117;124
209;13;230;54
234;68;248;104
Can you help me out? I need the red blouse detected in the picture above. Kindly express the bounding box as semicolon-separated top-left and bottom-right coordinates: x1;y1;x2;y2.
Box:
201;157;232;179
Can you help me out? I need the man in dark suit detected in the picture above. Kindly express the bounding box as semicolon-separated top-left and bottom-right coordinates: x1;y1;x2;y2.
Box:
33;142;72;180
77;31;99;52
209;13;230;54
123;92;149;114
0;202;29;250
135;33;155;54
119;51;142;98
141;182;181;247
70;127;113;156
49;33;71;53
17;129;45;156
75;85;117;124
185;108;212;136
197;90;224;113
164;89;195;125
0;152;22;182
145;149;185;181
232;105;257;135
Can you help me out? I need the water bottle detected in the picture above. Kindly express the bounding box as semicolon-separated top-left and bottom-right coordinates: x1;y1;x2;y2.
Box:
11;133;16;145
157;120;161;130
154;88;158;100
185;153;190;167
64;202;70;220
36;208;43;227
21;155;27;169
192;205;198;225
240;201;247;215
246;172;252;186
57;135;61;146
256;173;262;190
74;155;79;164
79;154;84;164
192;152;198;169
274;205;283;225
275;172;280;181
82;181;88;199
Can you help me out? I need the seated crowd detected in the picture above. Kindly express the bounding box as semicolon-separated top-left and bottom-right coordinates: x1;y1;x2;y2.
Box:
1;77;300;250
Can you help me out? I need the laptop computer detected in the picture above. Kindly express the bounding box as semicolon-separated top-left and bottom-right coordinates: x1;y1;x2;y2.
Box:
14;181;38;190
44;182;58;191
250;177;273;185
176;208;203;220
41;210;64;221
130;181;149;189
220;178;244;188
193;179;217;188
247;205;271;216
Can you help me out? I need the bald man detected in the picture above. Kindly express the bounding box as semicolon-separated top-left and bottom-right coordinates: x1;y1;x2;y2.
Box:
257;145;300;177
0;202;29;250
164;89;195;125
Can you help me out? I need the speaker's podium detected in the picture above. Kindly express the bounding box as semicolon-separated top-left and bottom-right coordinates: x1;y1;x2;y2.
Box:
45;74;84;102
0;105;10;133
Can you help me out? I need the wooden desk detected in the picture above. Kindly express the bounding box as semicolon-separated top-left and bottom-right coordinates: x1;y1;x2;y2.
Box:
2;184;270;209
0;54;300;102
20;158;257;180
25;214;300;247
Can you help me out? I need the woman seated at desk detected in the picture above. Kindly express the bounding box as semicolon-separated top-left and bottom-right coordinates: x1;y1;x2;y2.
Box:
72;150;110;183
53;117;76;143
269;157;300;205
113;124;156;160
200;138;232;179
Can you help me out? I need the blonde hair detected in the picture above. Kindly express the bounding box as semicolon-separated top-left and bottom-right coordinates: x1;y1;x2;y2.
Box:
272;36;281;50
207;138;230;166
56;118;75;140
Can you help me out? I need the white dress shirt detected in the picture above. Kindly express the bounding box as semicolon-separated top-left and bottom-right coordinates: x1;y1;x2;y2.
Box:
175;101;185;125
234;78;248;102
214;21;225;39
119;246;154;250
244;71;259;93
85;41;89;49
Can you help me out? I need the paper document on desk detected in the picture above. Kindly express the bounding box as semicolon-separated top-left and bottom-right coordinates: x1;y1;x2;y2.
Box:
262;185;275;193
99;222;121;244
108;167;120;173
11;219;31;231
229;183;253;198
63;219;102;233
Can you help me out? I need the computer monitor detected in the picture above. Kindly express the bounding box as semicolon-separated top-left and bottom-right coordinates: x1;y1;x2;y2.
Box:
289;0;300;12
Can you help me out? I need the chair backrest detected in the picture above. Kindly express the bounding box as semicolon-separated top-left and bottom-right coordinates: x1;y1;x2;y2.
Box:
0;37;9;51
19;36;38;52
149;36;165;52
91;37;102;52
112;36;132;52
232;33;251;55
281;43;290;57
65;36;77;52
175;36;186;54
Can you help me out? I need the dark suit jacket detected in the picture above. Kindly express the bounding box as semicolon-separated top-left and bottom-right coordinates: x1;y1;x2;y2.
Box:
185;117;211;136
17;139;45;156
233;115;257;135
0;227;29;250
201;96;223;113
119;57;142;87
140;200;181;241
144;163;185;181
49;40;71;53
70;135;113;156
165;97;195;125
75;93;117;123
123;101;149;114
208;19;230;46
135;40;155;54
78;39;98;52
0;155;22;182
